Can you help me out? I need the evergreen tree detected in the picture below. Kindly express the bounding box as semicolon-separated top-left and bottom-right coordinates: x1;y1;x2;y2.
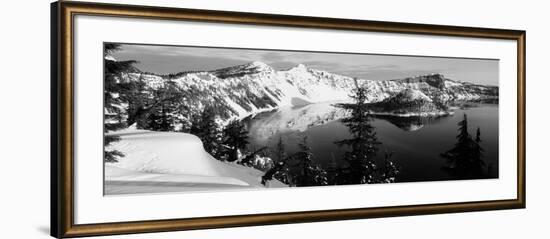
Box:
142;82;183;131
471;127;485;176
125;77;186;132
190;106;222;158
127;74;150;129
290;137;328;187
474;127;483;157
333;79;399;184
379;151;399;183
158;105;172;131
274;137;292;184
104;136;124;163
275;136;286;163
222;120;249;162
145;102;173;131
261;137;327;187
441;114;471;177
334;79;381;184
325;154;340;185
103;43;137;162
178;104;194;133
262;137;290;185
261;158;288;186
441;114;486;178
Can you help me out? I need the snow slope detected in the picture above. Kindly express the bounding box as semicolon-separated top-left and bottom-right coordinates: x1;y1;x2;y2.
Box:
105;128;285;195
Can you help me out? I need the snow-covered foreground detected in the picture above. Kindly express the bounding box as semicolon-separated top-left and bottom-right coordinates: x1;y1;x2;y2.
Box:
105;128;285;195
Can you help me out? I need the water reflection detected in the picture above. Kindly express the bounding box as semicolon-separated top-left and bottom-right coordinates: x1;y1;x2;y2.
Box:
247;102;498;183
371;114;452;131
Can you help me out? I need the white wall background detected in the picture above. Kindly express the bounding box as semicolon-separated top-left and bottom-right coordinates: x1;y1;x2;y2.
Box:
0;0;546;238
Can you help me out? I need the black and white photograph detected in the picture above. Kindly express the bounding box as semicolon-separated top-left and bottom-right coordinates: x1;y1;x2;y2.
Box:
103;43;499;195
2;0;541;238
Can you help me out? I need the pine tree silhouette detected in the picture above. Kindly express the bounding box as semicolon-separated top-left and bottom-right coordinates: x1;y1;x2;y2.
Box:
190;106;222;158
441;114;487;179
261;137;327;187
333;79;398;184
471;127;486;176
275;136;286;164
261;137;290;185
104;43;137;162
290;137;328;187
126;74;150;129
222;120;249;162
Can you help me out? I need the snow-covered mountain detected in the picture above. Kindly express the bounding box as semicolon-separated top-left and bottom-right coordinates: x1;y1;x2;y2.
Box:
117;60;498;121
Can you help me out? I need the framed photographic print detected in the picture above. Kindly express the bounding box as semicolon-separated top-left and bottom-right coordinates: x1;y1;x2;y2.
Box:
51;1;526;238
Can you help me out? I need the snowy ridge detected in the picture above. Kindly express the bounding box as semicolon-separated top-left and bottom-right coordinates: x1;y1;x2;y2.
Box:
120;62;497;122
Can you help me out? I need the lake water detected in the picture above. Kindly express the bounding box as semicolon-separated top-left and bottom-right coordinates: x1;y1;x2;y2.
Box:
246;102;498;183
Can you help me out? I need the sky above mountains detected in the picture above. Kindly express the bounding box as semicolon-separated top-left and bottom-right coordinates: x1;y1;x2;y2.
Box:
112;43;499;86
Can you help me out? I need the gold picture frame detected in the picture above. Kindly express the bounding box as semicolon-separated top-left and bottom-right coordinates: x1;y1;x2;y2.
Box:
51;1;526;238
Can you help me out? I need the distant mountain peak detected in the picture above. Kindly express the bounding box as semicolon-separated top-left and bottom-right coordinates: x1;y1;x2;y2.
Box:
295;63;307;69
245;61;273;71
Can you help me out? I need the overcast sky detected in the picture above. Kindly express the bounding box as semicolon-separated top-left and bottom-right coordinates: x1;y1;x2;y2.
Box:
112;43;498;86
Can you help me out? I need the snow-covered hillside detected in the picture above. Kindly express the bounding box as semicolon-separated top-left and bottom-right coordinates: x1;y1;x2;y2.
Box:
115;60;498;123
105;128;285;195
